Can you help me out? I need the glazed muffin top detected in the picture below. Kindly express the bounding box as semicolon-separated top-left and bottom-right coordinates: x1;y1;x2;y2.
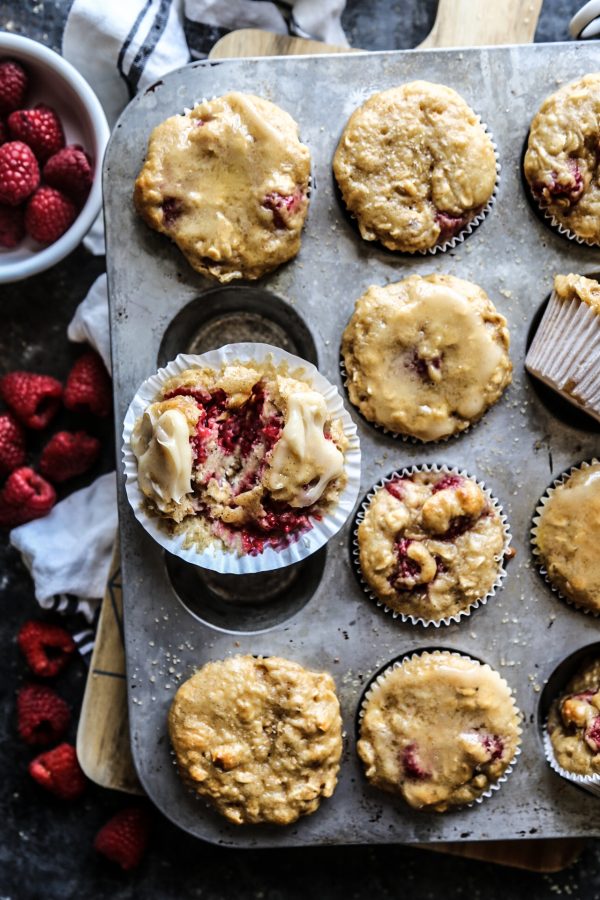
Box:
134;92;311;281
524;74;600;244
333;81;496;253
130;359;348;555
357;652;521;812
553;273;600;314
357;469;507;623
534;462;600;613
168;655;343;825
341;274;511;442
548;658;600;777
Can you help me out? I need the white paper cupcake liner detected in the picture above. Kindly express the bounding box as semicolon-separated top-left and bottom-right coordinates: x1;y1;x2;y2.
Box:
338;357;475;445
531;459;600;617
352;464;511;627
122;343;361;574
543;208;600;249
525;288;600;423
421;119;500;256
543;718;600;798
357;649;522;809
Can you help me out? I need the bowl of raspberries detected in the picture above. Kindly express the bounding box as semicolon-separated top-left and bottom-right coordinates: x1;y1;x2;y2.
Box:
0;33;109;282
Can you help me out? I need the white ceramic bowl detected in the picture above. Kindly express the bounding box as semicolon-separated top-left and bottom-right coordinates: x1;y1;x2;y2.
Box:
0;32;109;283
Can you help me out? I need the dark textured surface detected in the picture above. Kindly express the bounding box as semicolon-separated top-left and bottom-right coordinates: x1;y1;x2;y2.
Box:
0;1;598;898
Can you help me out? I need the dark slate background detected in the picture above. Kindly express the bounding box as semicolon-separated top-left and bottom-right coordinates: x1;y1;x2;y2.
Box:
0;1;597;897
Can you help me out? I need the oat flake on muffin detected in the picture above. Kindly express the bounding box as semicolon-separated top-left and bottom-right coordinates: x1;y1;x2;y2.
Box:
357;469;507;623
169;655;343;825
130;358;348;555
342;274;511;442
357;652;521;812
134;92;311;281
524;74;600;245
333;81;497;253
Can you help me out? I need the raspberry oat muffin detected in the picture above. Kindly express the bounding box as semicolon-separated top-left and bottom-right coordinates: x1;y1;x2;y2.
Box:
547;658;600;777
524;74;600;244
341;274;512;442
533;461;600;614
357;652;521;812
169;655;343;825
130;357;348;555
134;92;311;281
333;81;496;253
357;469;507;623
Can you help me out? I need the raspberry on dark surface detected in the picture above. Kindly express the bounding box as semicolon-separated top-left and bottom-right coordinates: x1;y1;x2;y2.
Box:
0;140;40;206
17;683;70;746
0;370;63;429
63;351;112;417
29;743;86;800
0;466;56;528
8;104;65;162
94;807;152;871
39;430;100;483
25;185;77;244
0;412;26;475
18;620;76;678
0;60;28;116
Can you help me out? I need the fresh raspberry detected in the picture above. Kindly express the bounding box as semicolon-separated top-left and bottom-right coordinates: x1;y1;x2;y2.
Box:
29;742;86;800
94;807;152;871
0;370;62;429
39;430;100;483
18;620;76;677
0;61;28;116
401;743;430;779
16;683;70;746
8;104;64;162
43;145;93;205
0;412;25;475
64;351;111;417
0;466;56;528
25;186;77;245
0;202;24;247
0;140;40;206
585;716;600;753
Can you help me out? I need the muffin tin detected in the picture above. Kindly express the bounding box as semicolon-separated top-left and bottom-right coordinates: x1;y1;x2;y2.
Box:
105;42;600;846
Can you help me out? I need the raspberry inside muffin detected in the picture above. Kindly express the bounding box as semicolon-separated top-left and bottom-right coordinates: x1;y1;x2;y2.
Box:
548;659;600;777
131;361;348;555
357;469;507;622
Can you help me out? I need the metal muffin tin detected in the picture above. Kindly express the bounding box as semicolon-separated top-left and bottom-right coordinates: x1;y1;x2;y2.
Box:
105;42;600;846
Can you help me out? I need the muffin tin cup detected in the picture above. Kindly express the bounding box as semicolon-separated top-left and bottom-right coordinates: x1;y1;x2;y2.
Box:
357;649;522;810
543;721;600;798
352;464;511;627
531;458;600;617
122;342;361;574
525;288;600;423
420;119;500;256
542;209;600;249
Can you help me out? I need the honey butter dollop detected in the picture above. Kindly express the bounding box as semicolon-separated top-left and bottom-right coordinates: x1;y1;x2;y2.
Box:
131;397;199;512
264;378;344;507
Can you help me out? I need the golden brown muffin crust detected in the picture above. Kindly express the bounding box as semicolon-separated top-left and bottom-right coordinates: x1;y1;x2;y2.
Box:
169;655;343;825
333;81;496;253
548;659;600;776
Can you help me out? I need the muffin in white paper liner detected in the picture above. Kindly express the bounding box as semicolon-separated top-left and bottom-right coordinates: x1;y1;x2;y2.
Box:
122;343;361;574
421;121;500;256
531;459;600;617
543;722;600;798
352;464;511;627
525;277;600;423
541;208;600;248
357;649;522;810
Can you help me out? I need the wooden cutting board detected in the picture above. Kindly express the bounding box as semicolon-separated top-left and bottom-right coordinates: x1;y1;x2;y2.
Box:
78;0;586;869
